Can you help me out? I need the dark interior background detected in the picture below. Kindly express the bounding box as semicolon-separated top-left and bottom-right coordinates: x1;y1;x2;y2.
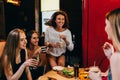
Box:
1;0;83;67
60;0;82;66
4;0;35;35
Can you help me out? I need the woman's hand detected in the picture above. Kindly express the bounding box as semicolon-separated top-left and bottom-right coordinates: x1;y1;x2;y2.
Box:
34;47;42;55
60;34;70;46
102;42;114;59
23;59;39;68
60;34;66;41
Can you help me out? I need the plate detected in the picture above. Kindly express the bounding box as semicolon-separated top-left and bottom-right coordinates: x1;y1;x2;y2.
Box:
52;66;64;71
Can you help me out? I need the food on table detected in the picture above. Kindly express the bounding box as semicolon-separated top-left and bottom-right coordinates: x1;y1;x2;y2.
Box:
57;67;74;78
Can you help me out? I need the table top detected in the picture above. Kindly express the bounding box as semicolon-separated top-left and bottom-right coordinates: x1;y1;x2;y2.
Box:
38;70;76;80
38;68;89;80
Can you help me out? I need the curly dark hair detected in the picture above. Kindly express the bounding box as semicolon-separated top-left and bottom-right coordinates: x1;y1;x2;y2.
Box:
45;10;69;29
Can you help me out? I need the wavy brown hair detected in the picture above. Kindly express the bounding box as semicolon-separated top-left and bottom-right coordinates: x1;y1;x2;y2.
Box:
45;10;69;29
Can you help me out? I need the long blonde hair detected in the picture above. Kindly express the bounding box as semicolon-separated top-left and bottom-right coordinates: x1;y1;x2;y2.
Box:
106;8;120;51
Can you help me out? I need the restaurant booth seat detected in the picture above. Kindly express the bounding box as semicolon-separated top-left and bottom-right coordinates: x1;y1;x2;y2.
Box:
0;40;6;79
0;40;6;57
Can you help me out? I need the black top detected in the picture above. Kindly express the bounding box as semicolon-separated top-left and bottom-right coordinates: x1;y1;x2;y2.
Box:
12;49;27;80
0;71;6;80
0;50;27;80
30;66;44;80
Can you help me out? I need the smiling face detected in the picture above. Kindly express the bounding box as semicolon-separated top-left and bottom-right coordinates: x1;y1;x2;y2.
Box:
105;19;112;40
30;33;39;46
55;14;65;28
19;32;27;49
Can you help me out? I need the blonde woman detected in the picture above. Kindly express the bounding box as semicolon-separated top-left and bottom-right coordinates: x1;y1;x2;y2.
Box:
103;8;120;80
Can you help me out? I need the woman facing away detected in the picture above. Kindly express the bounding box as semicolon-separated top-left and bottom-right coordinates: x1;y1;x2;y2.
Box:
0;28;39;80
26;30;47;79
103;8;120;80
44;10;74;69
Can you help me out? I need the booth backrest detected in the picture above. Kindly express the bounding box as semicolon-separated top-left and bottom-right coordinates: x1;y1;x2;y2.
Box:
0;41;6;57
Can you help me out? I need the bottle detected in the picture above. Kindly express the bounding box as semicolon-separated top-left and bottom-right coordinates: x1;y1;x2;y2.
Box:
74;63;79;79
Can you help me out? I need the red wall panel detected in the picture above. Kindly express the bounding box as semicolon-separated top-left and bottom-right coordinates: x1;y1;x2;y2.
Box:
82;0;120;71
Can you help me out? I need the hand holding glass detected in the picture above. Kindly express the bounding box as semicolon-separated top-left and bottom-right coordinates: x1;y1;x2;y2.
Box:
30;54;39;70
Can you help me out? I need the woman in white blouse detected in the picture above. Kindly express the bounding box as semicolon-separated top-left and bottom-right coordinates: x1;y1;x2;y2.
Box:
45;10;74;69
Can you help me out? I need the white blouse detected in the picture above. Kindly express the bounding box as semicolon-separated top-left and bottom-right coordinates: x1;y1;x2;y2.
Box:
45;26;74;57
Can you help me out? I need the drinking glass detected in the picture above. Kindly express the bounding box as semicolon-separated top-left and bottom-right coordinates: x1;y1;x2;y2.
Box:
59;41;63;48
74;63;79;79
41;46;47;53
30;54;39;70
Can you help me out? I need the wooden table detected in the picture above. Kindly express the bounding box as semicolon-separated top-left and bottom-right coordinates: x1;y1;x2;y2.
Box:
38;68;89;80
38;70;76;80
38;67;108;80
